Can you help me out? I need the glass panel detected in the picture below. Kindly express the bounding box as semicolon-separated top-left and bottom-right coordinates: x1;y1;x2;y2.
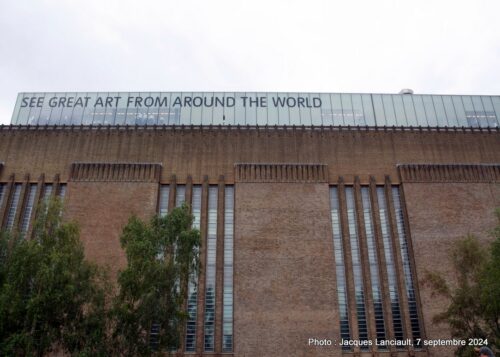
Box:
432;96;448;126
361;94;375;125
377;187;404;341
288;93;301;125
58;184;66;199
113;92;126;125
191;92;203;125
185;184;201;351
169;92;182;125
58;93;74;125
274;93;289;125
341;93;355;126
308;93;321;125
345;187;369;349
412;95;428;126
79;93;96;125
223;92;236;125
267;92;278;125
471;96;488;128
204;187;218;352
175;185;185;207
392;95;408;126
330;94;343;125
202;92;214;125
27;94;43;125
136;92;150;125
20;183;37;235
299;93;313;125
6;184;22;231
351;94;366;126
212;93;225;125
156;93;171;125
234;92;246;125
462;96;477;127
442;95;459;126
37;93;55;125
481;96;499;127
69;92;87;125
123;92;138;125
361;188;386;344
245;92;258;125
372;94;386;126
104;92;120;125
43;184;53;202
382;95;397;126
144;92;161;125
179;92;192;125
329;187;351;351
402;95;417;126
0;184;5;208
452;96;467;126
491;97;500;127
392;187;422;345
422;95;437;126
320;93;334;125
222;186;234;352
159;185;169;217
256;92;268;125
91;93;108;125
48;93;69;125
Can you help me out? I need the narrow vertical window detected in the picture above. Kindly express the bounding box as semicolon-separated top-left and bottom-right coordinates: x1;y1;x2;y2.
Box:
345;187;369;349
204;186;218;352
159;185;169;217
361;187;387;346
185;185;201;352
172;185;185;351
392;187;421;344
329;187;351;350
151;184;169;350
5;184;22;231
377;187;404;341
43;184;53;202
20;183;37;235
175;185;185;207
222;186;234;352
58;184;67;200
0;184;5;208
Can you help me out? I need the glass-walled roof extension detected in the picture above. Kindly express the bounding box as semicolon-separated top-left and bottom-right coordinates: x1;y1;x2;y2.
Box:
11;92;500;128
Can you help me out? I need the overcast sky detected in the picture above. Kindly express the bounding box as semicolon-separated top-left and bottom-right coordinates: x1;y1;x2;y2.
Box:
1;0;499;124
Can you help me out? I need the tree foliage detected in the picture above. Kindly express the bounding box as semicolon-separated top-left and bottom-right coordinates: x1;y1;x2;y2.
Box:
0;198;110;356
424;209;500;356
111;203;201;356
0;198;201;356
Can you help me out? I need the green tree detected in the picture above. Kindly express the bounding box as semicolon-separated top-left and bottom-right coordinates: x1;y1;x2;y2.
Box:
111;203;201;356
424;209;500;356
0;198;110;357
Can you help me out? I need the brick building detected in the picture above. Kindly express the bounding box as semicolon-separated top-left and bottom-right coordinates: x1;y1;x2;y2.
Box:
1;92;499;356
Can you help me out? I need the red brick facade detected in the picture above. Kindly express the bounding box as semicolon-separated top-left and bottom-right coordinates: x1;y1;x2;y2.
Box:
0;126;499;356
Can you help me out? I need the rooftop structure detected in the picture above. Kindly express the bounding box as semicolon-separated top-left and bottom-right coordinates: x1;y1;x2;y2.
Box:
11;92;500;128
